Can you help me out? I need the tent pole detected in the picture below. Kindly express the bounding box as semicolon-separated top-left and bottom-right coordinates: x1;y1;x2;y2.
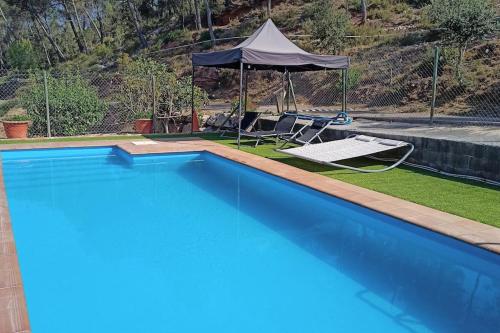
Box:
288;74;298;112
281;70;285;114
191;65;195;134
286;70;290;113
244;69;249;113
237;62;243;149
342;68;347;113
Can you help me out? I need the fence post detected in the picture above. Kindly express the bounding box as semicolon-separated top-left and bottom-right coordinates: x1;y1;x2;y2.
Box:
342;68;347;113
430;46;440;125
151;74;156;134
43;70;51;138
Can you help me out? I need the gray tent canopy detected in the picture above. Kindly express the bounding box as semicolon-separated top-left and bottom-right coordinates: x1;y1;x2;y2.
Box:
192;19;349;72
190;19;350;148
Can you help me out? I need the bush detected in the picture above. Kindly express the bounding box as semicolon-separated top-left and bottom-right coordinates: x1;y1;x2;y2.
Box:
119;58;208;120
336;68;362;90
4;114;30;122
163;29;192;44
305;0;349;54
21;73;106;136
429;0;496;52
429;0;496;79
6;39;40;70
93;43;113;60
407;0;432;7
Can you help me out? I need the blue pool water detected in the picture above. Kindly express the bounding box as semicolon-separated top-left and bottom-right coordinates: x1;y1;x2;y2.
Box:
1;147;500;333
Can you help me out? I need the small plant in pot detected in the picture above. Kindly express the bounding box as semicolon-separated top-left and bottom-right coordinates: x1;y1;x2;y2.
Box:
2;114;31;139
134;111;153;134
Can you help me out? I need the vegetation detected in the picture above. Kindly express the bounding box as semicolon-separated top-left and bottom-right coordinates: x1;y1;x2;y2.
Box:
0;0;496;71
119;57;207;119
5;39;40;70
3;114;30;122
305;0;350;54
429;0;496;75
21;73;106;136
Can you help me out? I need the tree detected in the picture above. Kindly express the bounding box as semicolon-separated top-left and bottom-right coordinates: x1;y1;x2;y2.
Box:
60;0;87;53
203;0;215;46
307;0;349;54
193;0;202;30
429;0;495;70
360;0;367;24
5;39;39;70
126;0;148;48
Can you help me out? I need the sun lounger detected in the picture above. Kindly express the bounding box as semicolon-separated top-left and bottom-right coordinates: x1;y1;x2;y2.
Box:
289;111;352;125
278;118;340;148
220;111;261;137
278;135;414;173
240;114;299;147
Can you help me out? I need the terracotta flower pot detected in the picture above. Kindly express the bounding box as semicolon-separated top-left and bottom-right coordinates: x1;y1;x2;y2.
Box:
192;110;200;132
134;119;152;134
3;121;29;139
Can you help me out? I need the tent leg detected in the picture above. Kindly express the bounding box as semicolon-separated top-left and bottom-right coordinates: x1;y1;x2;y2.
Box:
244;70;249;113
289;75;298;112
191;65;195;134
342;68;347;113
286;70;290;113
237;62;244;149
281;71;285;114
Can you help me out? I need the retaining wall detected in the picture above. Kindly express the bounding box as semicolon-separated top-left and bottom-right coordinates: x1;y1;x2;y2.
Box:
259;118;500;182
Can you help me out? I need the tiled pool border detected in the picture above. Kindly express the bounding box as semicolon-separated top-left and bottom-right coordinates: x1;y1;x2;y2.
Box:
0;137;499;333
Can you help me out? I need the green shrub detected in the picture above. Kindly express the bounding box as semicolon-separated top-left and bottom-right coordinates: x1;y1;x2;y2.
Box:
6;39;40;70
429;0;496;79
163;29;192;44
306;0;349;54
407;0;432;7
93;43;113;60
21;73;106;136
336;67;362;90
0;100;19;118
119;58;208;120
3;114;30;122
271;7;301;30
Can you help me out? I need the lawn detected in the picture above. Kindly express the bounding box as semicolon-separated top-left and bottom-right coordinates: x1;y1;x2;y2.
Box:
1;133;499;228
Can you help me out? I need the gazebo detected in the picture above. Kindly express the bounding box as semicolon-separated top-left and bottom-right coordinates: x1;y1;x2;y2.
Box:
191;19;350;147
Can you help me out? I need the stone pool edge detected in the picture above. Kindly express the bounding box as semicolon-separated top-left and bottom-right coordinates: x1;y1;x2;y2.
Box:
0;137;499;333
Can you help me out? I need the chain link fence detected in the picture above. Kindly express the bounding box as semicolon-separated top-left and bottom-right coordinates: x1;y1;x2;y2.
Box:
0;70;197;138
0;38;498;139
234;40;499;125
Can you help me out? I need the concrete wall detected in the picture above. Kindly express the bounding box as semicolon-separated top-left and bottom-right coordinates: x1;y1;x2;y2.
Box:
259;118;500;182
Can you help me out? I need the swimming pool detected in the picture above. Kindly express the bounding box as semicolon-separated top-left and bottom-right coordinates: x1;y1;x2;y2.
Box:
1;146;499;333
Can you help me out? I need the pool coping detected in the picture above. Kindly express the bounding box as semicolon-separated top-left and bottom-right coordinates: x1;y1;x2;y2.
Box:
0;137;499;333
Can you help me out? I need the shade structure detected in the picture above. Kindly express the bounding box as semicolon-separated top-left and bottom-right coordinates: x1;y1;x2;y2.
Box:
192;19;349;72
191;19;350;149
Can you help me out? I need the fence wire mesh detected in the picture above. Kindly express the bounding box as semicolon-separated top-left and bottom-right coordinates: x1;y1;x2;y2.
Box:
0;38;498;139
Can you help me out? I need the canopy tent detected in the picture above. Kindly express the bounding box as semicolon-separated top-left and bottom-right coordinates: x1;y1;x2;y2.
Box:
191;19;350;147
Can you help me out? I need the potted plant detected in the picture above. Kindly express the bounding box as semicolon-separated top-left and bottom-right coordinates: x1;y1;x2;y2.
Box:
2;114;31;139
134;111;153;134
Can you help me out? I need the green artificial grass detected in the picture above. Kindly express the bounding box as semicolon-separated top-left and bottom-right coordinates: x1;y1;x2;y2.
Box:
0;132;498;228
203;134;500;228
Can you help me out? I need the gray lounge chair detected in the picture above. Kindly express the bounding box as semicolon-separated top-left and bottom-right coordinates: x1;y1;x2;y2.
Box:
220;111;261;137
240;114;298;147
279;118;335;148
278;135;414;173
